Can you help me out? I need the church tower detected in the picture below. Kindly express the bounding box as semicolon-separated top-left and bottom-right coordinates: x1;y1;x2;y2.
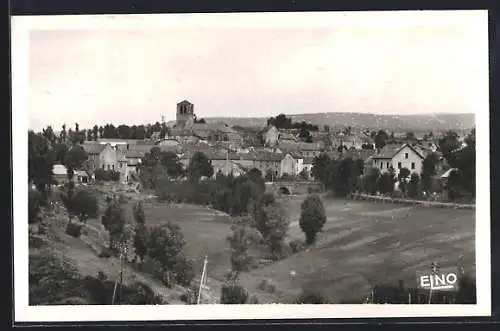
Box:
176;100;195;129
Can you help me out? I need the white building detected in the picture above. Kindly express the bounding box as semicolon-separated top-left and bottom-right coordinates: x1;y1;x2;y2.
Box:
371;143;425;177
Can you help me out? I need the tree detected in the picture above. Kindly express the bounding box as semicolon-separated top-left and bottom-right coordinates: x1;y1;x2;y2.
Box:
220;273;249;304
446;169;464;200
421;152;440;194
63;145;88;179
298;127;312;142
406;132;416;142
186;152;214;182
28;131;56;202
328;157;357;197
407;173;420;199
246;168;265;192
299;195;327;245
145;223;186;271
227;224;262;272
160;151;184;178
65;189;99;223
250;193;290;255
397;167;411;196
448;129;475;196
374;130;389;150
299;168;309;180
296;290;328;304
363;167;381;195
355;158;365;176
378;172;395;195
29;188;43;224
438;131;461;162
101;196;127;250
133;201;145;225
311;153;331;184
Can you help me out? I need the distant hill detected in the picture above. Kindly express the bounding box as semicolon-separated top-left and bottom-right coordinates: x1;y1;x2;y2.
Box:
203;113;475;132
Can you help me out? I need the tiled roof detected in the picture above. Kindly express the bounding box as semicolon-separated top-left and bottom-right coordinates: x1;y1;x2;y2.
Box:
372;143;424;160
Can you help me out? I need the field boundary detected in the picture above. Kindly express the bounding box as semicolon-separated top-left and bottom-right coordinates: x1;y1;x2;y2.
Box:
355;193;475;210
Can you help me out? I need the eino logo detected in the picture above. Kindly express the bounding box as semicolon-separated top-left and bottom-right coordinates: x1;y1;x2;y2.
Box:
416;267;460;291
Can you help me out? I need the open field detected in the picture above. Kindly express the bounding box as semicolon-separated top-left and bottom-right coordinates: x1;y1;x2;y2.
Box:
238;195;475;303
33;188;475;305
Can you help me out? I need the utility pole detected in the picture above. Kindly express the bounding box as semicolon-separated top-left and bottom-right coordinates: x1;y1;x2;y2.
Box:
197;256;208;305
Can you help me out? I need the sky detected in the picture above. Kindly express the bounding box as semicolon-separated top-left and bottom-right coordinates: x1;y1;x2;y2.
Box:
25;11;488;131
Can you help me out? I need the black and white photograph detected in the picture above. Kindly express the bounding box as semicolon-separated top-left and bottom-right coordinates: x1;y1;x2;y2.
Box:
12;10;490;322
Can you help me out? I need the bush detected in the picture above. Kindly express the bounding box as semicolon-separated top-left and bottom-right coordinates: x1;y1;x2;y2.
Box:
98;247;112;258
257;279;276;293
141;256;166;283
173;256;196;286
295;289;328;304
29;189;44;224
249;295;260;304
220;280;249;304
289;239;305;253
65;222;83;238
95;168;121;182
271;241;292;260
180;286;199;304
299;194;327;245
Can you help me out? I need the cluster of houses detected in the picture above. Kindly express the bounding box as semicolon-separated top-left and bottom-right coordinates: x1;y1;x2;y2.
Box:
51;100;466;187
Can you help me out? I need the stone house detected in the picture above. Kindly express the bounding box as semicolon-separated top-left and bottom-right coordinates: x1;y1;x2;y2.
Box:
280;152;303;178
371;143;425;177
264;125;280;147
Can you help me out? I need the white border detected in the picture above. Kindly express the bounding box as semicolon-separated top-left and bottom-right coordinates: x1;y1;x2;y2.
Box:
12;11;491;322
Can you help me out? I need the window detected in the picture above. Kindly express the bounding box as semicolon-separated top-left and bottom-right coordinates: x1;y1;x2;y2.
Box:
405;153;409;159
386;162;390;168
411;162;415;170
398;162;402;169
380;163;383;169
102;164;105;169
107;164;110;171
112;164;115;171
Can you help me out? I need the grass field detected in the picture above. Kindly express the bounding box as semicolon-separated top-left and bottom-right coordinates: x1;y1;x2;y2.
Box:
35;188;475;305
238;195;476;303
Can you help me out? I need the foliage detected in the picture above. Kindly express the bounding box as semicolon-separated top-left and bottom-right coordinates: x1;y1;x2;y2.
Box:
172;255;196;286
311;153;331;183
246;168;266;192
133;223;148;262
62;189;99;223
289;239;305;253
397;167;411;195
420;152;440;195
378;171;396;195
101;195;127;250
438;130;461;161
407;173;421;199
187;151;214;182
63;145;88;179
28;131;56;202
220;274;249;304
227;224;262;272
374;130;389;150
446;169;464;200
65;222;83;238
363;167;381;195
145;223;186;272
94;169;120;181
160;151;184;178
299;194;327;244
326;157;358;197
29;188;44;224
267;113;319;131
295;289;328;304
249;193;290;254
133;201;145;224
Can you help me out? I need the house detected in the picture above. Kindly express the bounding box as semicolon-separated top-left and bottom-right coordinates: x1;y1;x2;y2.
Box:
301;156;315;179
52;164;89;185
278;141;324;158
264;125;280;147
371;143;425;176
249;150;284;179
280;152;303;178
99;144;119;172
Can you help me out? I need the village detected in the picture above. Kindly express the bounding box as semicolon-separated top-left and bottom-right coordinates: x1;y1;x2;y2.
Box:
28;98;477;306
48;99;469;199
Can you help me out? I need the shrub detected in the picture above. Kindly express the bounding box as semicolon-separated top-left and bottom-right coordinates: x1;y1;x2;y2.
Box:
65;222;82;238
258;279;276;293
299;194;327;245
180;286;199;304
295;289;328;304
289;239;305;253
249;295;260;304
29;189;44;224
220;280;249;304
173;256;196;286
95;169;120;182
141;256;165;282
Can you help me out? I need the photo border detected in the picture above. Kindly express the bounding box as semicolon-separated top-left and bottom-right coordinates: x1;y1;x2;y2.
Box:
11;10;492;323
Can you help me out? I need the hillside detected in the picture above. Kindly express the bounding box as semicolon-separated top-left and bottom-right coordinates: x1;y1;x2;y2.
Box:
203;113;475;132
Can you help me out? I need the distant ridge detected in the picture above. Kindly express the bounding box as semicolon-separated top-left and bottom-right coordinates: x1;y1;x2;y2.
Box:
203;112;475;132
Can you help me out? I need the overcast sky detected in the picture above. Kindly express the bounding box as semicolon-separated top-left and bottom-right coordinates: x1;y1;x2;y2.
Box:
27;11;488;131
